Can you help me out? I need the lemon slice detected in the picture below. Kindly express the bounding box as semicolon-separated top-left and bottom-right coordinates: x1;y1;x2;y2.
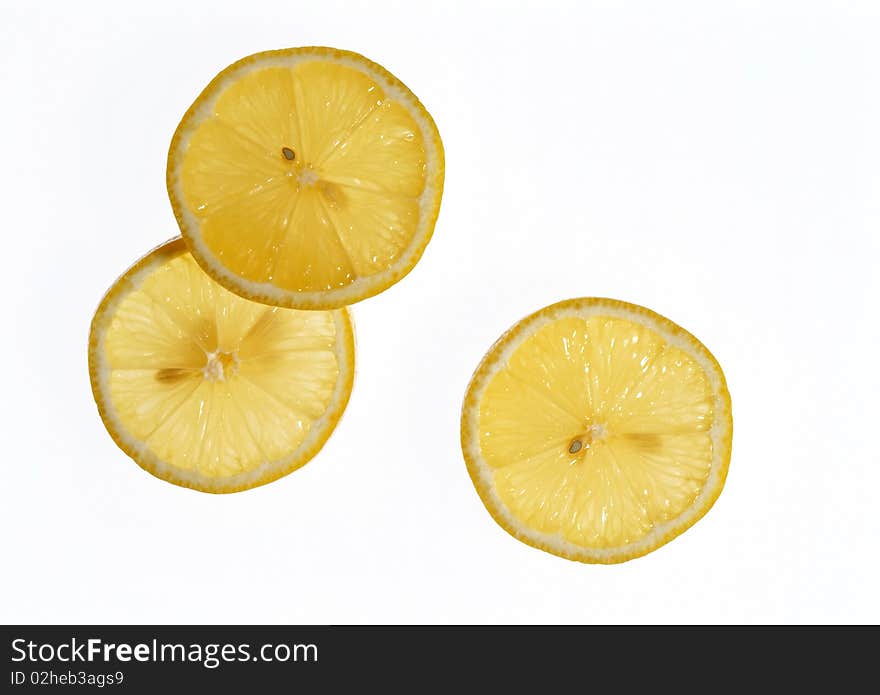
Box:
461;298;733;563
88;238;354;493
167;46;444;309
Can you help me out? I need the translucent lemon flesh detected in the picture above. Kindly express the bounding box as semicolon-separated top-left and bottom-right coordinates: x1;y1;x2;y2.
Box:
89;239;354;493
169;48;444;308
462;299;732;563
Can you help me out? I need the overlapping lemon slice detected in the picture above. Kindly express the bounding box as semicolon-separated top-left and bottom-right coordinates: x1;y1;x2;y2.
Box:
461;298;732;563
167;47;444;309
88;238;354;493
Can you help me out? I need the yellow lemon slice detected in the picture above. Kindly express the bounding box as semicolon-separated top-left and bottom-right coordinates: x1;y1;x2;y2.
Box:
167;46;444;309
88;238;354;493
461;298;733;563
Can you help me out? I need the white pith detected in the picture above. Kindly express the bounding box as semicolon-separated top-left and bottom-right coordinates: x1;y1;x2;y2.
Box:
91;240;354;493
202;350;237;382
168;48;444;308
462;299;733;563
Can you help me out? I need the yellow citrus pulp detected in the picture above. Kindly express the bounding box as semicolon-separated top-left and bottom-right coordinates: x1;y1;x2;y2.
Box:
461;298;732;563
89;238;354;493
167;47;445;309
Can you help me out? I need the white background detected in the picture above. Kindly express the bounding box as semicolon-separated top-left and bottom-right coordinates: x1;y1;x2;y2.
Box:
2;0;878;624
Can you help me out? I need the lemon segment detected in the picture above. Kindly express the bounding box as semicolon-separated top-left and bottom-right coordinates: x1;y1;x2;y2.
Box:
168;47;444;309
461;298;732;563
89;238;354;493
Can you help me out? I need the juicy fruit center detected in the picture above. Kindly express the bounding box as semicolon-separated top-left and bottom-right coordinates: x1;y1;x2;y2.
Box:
478;314;717;550
102;252;342;478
